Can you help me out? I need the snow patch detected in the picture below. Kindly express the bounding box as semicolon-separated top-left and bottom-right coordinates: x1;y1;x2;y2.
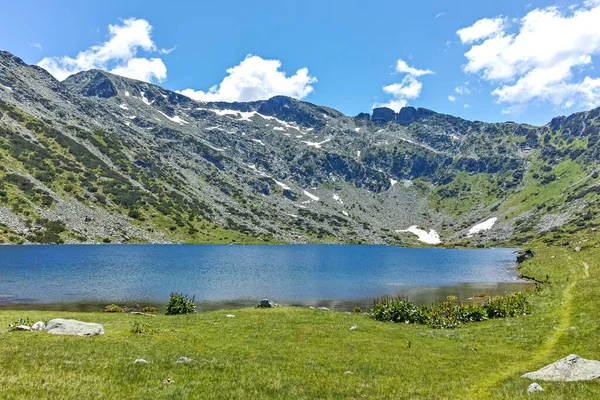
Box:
139;91;154;105
124;91;130;97
0;84;13;91
251;139;265;146
356;150;361;157
354;128;361;133
390;179;398;187
273;127;286;131
275;180;291;190
467;217;498;237
342;210;349;217
157;110;188;125
127;115;137;119
119;104;129;110
396;226;441;245
302;139;331;148
332;193;343;205
303;190;320;201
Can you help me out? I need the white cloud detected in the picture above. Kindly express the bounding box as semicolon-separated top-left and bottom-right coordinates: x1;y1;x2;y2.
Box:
28;42;42;50
458;3;600;111
464;104;470;108
178;55;316;102
448;95;456;102
435;12;446;19
455;84;471;95
373;59;434;112
38;18;169;83
457;17;505;44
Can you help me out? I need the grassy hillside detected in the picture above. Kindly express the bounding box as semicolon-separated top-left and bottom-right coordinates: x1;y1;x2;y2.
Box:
0;245;598;399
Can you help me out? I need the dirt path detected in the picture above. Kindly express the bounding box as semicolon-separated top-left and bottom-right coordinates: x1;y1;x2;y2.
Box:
467;258;590;398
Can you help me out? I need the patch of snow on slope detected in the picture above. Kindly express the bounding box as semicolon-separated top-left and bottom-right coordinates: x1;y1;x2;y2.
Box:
467;217;498;237
303;190;320;201
302;139;331;148
139;91;154;105
332;193;343;205
342;210;349;216
119;104;129;110
124;91;130;97
273;127;286;131
0;84;12;91
354;128;360;133
251;139;265;146
157;110;188;125
275;180;291;190
390;179;398;186
396;226;441;245
357;150;361;157
127;115;137;119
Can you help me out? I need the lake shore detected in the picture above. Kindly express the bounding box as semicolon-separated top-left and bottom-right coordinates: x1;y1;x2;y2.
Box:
0;246;598;399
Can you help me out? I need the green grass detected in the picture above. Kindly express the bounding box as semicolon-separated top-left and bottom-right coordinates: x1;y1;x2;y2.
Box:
0;246;599;399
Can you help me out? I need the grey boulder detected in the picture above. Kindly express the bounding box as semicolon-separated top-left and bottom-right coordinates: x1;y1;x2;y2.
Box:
45;318;105;336
31;321;45;331
257;299;276;308
522;354;600;382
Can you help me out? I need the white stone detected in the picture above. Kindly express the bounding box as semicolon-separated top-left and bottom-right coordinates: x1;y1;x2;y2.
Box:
30;321;45;331
45;318;104;336
527;383;544;392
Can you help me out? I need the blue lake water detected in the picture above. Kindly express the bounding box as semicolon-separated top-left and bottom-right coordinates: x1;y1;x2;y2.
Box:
0;245;529;310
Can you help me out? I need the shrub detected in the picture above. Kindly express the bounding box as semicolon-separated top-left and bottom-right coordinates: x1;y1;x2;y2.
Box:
353;306;362;313
8;317;33;330
104;304;123;313
369;292;530;329
165;292;196;315
131;321;154;335
142;306;158;314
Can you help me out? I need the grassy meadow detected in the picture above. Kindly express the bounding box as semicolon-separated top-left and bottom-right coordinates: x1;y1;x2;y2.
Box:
0;246;599;399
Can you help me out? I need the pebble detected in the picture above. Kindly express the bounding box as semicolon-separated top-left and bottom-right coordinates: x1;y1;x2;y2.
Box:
350;325;358;331
176;357;193;363
134;359;148;364
527;383;544;393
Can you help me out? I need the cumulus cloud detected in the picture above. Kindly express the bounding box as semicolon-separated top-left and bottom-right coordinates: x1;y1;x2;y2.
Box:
458;3;600;112
373;59;433;112
38;18;169;83
178;55;316;102
448;95;456;102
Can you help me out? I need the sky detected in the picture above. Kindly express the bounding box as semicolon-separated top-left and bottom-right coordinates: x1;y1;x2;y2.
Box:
2;0;600;126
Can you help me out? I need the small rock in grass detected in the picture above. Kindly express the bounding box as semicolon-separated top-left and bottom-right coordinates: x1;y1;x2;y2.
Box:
162;378;175;384
575;247;582;252
527;383;544;392
30;321;45;331
226;314;235;318
176;357;193;363
15;325;31;331
317;307;330;311
350;325;358;331
344;371;354;374
134;359;148;364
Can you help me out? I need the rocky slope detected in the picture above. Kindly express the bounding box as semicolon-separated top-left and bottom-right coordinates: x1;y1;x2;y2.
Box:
0;50;599;246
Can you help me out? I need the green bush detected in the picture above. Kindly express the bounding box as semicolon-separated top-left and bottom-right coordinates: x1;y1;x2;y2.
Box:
369;292;530;329
104;304;123;313
131;321;154;335
165;292;196;315
142;306;158;314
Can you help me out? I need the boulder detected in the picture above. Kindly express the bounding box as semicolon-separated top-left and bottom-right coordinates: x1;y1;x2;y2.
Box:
349;325;358;331
527;383;544;392
45;318;105;336
575;247;582;252
522;354;600;382
516;249;536;263
134;359;148;364
30;321;45;331
257;299;276;308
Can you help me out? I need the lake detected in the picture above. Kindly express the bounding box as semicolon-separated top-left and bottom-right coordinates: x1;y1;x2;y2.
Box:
0;245;530;311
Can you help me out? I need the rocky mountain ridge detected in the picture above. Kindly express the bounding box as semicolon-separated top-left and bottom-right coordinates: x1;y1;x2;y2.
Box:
1;50;599;246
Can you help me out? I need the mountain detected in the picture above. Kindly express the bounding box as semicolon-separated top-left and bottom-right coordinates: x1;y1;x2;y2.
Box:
0;50;599;246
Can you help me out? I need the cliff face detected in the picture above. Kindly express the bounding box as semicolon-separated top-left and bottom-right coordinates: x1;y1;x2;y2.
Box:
1;50;599;246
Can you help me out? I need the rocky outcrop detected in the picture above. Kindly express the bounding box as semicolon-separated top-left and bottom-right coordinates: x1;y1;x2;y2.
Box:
522;354;600;382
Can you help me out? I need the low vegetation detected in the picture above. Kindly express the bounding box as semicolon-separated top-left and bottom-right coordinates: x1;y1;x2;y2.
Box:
165;293;197;315
370;292;530;329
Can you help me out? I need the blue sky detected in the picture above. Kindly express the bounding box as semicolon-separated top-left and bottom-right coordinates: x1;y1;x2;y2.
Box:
2;0;600;125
